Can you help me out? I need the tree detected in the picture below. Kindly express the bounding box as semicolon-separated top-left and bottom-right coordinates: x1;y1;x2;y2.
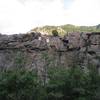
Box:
52;30;59;36
0;69;38;100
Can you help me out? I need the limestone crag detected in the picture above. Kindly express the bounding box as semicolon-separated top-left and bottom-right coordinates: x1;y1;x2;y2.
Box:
0;32;100;73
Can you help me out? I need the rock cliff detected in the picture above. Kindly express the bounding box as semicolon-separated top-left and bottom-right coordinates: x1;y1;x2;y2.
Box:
0;32;100;74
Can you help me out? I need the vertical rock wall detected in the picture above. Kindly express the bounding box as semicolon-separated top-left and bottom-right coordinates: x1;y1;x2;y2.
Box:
0;32;100;73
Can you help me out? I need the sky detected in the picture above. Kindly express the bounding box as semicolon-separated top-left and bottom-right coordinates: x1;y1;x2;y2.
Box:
0;0;100;34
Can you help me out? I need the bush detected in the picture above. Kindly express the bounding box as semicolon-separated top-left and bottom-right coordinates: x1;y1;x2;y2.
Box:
0;65;100;100
0;69;38;100
52;30;59;36
46;66;100;100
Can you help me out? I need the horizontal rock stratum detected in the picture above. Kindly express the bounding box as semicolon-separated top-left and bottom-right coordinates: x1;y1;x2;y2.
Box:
0;32;100;74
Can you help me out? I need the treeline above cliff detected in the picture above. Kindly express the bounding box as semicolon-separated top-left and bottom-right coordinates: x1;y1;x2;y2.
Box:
32;24;100;35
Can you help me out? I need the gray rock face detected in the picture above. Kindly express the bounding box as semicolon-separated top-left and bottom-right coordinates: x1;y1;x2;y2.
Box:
0;32;99;73
65;32;81;49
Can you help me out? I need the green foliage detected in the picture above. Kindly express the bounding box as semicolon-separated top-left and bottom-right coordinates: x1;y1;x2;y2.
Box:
0;69;38;100
52;30;59;36
14;51;26;69
0;65;100;100
47;66;100;100
32;24;100;36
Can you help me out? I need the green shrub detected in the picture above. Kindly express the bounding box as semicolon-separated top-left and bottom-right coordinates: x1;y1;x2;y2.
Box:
14;51;26;69
0;69;38;100
0;65;100;100
47;66;100;100
52;30;59;36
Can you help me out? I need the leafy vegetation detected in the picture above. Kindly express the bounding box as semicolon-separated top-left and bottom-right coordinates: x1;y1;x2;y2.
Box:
0;69;38;100
0;51;99;100
32;24;100;36
52;30;59;36
0;65;100;100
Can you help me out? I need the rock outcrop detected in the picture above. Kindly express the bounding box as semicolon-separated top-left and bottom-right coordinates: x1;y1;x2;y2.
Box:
0;32;100;73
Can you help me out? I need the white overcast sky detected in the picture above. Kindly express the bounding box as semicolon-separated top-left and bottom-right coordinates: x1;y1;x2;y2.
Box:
0;0;100;34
